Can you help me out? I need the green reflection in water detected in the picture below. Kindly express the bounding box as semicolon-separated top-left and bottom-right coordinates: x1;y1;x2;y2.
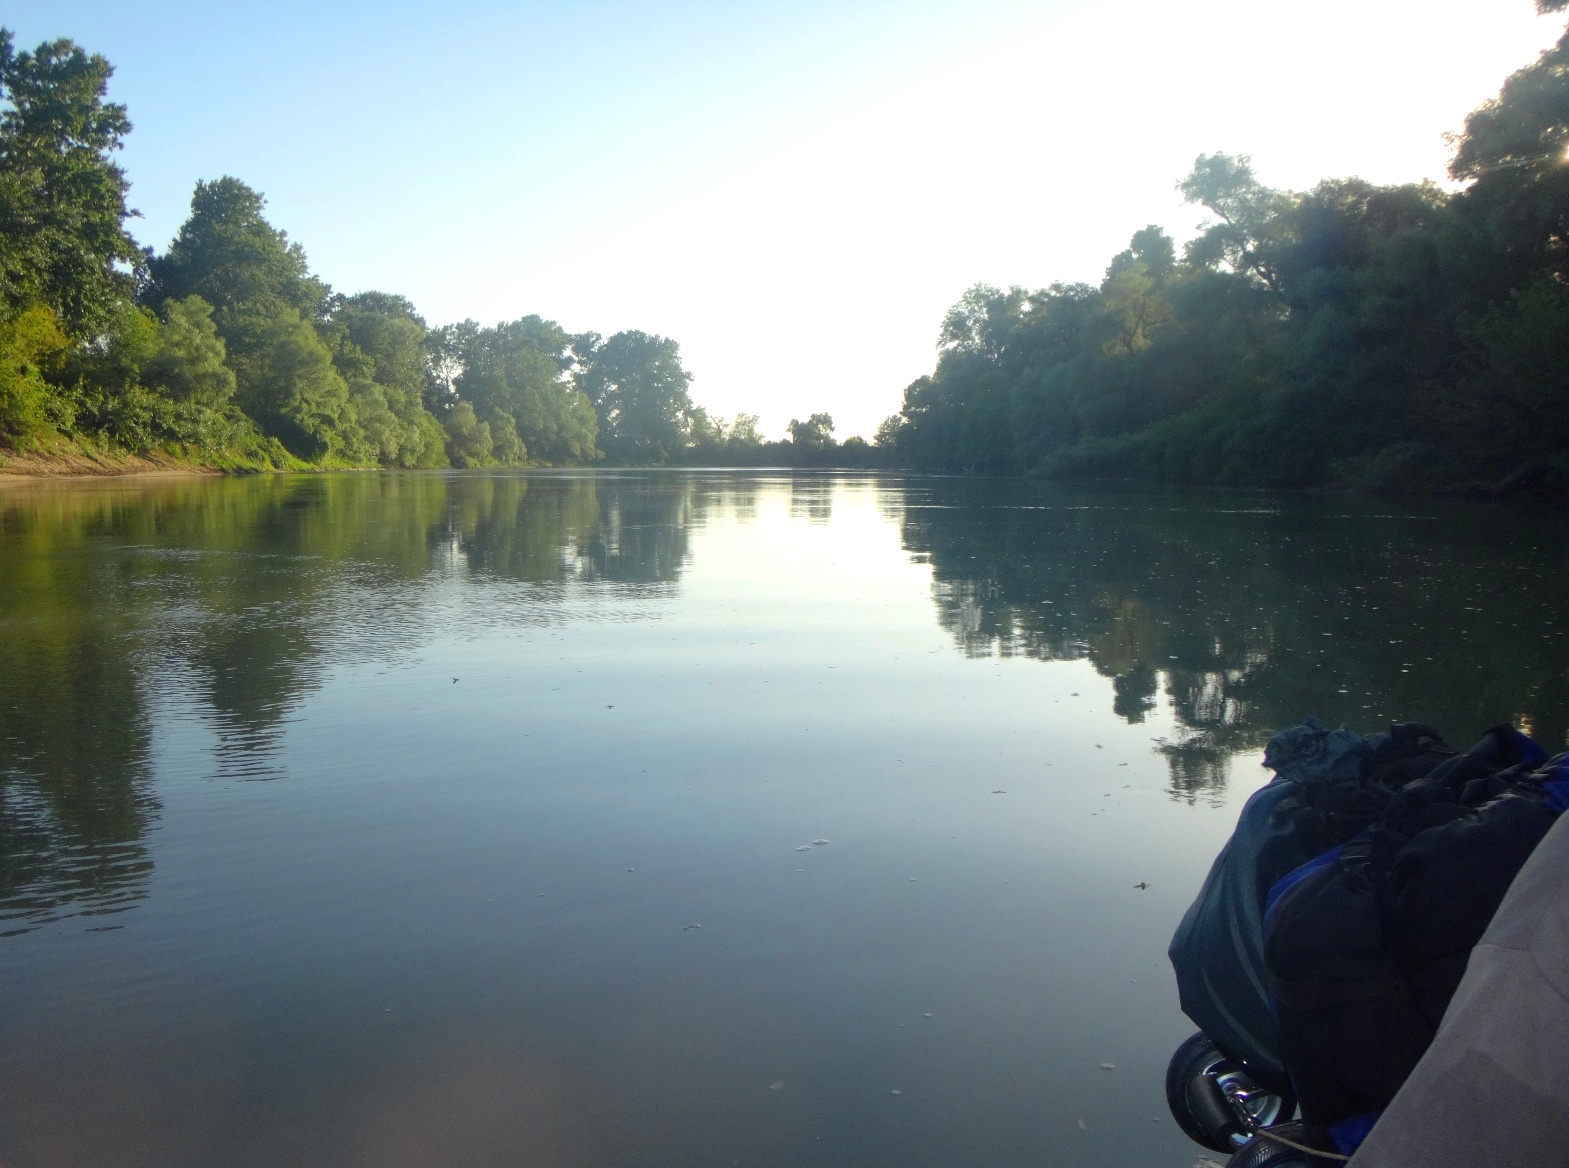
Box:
3;471;1566;935
0;471;700;932
0;491;156;934
898;478;1569;803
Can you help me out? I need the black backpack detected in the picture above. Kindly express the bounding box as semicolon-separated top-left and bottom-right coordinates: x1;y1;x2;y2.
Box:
1173;715;1449;1092
1262;727;1565;1156
1168;719;1454;1092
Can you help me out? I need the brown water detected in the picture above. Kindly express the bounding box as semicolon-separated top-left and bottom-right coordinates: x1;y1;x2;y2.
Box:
1;470;1564;1167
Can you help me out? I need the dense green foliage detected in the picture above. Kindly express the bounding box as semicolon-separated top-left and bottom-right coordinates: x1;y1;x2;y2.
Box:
428;316;597;466
0;28;752;472
7;9;1567;485
574;329;695;464
0;32;140;339
878;4;1569;495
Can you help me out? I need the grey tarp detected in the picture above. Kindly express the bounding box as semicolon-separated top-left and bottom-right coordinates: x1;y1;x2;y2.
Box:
1348;808;1569;1168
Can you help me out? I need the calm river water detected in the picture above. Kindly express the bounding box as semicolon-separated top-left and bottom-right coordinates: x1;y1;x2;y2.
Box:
1;470;1565;1168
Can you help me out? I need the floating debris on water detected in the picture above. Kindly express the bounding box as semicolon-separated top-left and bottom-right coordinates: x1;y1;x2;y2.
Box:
1077;1118;1089;1132
923;1012;933;1018
683;923;702;931
1134;882;1149;890
890;1089;902;1096
991;789;1006;794
795;846;812;852
1099;1062;1116;1070
812;838;829;845
770;1081;783;1090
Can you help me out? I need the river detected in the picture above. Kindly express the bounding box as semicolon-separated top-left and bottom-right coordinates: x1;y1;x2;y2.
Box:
1;470;1564;1167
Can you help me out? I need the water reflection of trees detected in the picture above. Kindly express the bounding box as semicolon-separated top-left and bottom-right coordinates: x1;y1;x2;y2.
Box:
0;473;699;933
789;476;835;525
0;492;160;932
10;470;1567;925
902;479;1569;803
435;473;697;587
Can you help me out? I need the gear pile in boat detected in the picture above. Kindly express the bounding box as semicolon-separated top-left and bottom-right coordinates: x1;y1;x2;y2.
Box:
1169;716;1568;1158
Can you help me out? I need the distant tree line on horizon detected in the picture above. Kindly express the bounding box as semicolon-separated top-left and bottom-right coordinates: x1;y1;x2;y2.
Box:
875;0;1569;497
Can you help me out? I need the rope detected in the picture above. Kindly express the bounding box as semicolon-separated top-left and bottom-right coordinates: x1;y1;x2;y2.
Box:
1254;1127;1353;1162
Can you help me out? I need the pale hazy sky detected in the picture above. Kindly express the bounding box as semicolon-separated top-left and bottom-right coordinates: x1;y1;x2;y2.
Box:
16;1;1563;437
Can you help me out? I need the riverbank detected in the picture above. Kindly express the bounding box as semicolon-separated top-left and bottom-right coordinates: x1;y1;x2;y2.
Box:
0;447;219;481
0;434;289;481
5;440;1564;503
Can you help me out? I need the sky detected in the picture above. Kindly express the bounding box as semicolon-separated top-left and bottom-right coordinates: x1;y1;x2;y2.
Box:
16;1;1565;438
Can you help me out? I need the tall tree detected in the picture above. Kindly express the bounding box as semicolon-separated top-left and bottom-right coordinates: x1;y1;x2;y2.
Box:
146;177;327;347
444;316;598;464
575;330;693;464
1098;229;1176;354
1180;153;1297;298
938;284;1026;363
325;292;446;467
146;178;349;458
1450;9;1569;284
0;30;142;338
725;413;762;445
246;313;353;460
788;412;835;451
147;178;321;309
328;293;428;408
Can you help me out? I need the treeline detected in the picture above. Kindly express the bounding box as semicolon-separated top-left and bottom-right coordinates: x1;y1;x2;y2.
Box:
877;0;1569;496
0;29;865;472
673;411;882;467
